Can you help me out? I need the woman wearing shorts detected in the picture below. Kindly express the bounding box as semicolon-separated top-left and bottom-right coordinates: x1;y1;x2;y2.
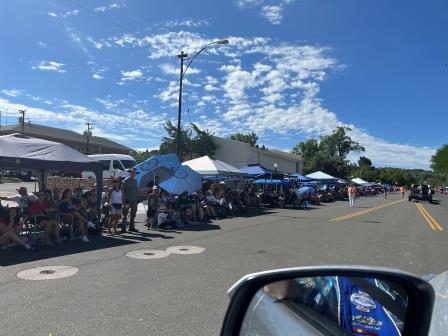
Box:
108;179;123;236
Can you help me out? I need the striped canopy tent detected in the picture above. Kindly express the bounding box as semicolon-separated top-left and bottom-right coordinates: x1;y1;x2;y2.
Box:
182;156;245;176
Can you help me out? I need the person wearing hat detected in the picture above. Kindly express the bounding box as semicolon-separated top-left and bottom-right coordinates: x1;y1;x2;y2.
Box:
121;168;140;233
0;186;38;215
146;185;160;229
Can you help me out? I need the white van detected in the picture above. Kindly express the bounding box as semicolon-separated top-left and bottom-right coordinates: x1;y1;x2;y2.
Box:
82;154;137;179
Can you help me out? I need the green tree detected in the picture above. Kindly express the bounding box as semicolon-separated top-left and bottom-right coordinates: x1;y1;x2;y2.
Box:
291;128;365;178
158;120;217;161
190;123;217;158
358;156;372;167
319;127;365;159
431;144;448;175
159;120;192;159
291;139;320;174
229;131;258;147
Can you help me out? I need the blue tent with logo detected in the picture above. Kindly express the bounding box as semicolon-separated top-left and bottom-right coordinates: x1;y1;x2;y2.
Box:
159;165;202;195
254;178;290;185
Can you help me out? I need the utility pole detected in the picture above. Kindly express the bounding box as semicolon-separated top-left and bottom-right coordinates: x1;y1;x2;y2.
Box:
176;50;188;159
18;110;26;134
84;122;94;154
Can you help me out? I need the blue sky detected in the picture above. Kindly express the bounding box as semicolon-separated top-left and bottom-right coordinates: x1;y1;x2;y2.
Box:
0;0;447;169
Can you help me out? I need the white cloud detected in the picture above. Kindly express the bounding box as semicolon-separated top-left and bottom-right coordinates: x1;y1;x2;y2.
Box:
260;5;283;24
156;81;178;105
159;63;201;76
37;41;48;48
1;89;23;97
120;69;143;82
236;0;264;8
236;0;296;24
86;37;104;50
32;61;66;73
164;19;209;28
47;9;80;18
94;3;126;12
92;73;104;80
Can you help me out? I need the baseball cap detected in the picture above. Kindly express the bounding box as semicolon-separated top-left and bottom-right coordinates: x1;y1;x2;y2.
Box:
17;186;27;192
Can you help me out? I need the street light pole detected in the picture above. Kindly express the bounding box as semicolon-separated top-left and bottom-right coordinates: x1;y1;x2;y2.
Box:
176;51;188;158
175;39;229;159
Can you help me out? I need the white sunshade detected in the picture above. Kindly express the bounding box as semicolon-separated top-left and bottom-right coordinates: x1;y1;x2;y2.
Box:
351;177;369;185
306;171;337;180
183;156;244;176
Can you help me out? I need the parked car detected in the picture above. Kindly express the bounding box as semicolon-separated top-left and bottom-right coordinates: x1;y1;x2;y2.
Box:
81;154;137;179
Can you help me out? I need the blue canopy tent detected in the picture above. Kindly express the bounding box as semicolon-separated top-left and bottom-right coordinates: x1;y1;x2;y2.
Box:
289;173;316;182
134;154;181;189
241;164;285;179
254;179;290;185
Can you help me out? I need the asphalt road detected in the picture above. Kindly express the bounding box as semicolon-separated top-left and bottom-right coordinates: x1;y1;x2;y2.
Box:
0;186;447;336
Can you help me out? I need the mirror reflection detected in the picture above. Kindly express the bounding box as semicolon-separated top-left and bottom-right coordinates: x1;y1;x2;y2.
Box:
241;276;408;336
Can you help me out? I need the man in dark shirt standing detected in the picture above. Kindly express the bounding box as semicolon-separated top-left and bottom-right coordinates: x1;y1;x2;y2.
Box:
121;168;140;233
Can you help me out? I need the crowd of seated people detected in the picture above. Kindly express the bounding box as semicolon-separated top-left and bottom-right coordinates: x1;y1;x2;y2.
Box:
0;185;101;249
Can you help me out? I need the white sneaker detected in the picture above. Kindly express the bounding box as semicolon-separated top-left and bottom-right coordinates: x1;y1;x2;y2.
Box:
81;236;90;243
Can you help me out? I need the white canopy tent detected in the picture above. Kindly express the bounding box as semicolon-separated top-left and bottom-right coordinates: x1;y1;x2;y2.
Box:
183;156;244;176
306;171;338;181
351;177;369;185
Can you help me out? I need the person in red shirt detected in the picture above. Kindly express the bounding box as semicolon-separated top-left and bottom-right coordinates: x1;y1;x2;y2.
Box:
30;192;62;246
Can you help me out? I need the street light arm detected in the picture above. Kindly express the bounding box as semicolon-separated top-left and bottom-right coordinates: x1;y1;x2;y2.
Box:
182;40;227;79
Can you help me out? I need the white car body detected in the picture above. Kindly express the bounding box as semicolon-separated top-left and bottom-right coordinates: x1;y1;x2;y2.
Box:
81;154;137;179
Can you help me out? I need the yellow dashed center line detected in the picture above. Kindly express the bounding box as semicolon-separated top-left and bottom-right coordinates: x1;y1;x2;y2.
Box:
415;203;444;231
331;199;405;222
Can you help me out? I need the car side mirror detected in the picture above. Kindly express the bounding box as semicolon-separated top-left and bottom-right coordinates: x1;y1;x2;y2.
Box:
221;266;434;336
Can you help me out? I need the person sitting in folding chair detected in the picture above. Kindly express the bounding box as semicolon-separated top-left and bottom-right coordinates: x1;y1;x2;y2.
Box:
29;192;62;246
58;189;89;242
0;207;32;250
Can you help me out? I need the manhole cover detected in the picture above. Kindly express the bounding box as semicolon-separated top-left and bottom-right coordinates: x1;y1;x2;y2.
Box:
17;266;79;281
166;246;205;255
257;250;267;254
126;250;170;260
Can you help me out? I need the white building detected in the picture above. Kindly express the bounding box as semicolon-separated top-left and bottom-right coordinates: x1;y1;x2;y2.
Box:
212;136;302;173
